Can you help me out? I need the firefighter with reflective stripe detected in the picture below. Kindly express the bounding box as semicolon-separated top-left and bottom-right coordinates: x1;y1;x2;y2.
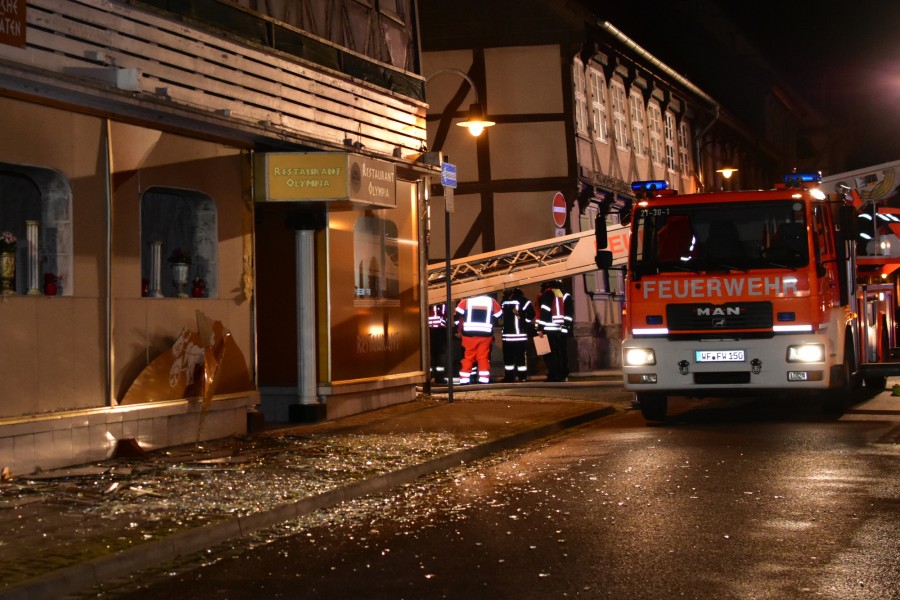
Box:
428;303;448;384
535;279;573;382
455;294;502;384
500;288;534;382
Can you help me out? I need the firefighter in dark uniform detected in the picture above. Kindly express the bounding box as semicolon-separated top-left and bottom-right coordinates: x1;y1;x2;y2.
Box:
535;280;574;382
428;303;448;384
500;287;534;382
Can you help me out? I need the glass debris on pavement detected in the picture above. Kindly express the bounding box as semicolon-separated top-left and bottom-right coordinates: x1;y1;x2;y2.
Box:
0;428;486;590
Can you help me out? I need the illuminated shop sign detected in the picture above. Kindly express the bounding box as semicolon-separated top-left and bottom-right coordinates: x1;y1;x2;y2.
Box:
255;152;397;208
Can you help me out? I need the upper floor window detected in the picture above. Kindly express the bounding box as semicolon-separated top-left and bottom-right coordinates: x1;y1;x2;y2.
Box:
572;59;589;137
629;91;647;157
141;187;218;299
648;103;664;167
678;120;692;176
664;111;677;172
610;82;629;151
588;66;608;143
0;163;73;296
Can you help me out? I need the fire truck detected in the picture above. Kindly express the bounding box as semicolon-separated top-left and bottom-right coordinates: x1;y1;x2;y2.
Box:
620;170;900;421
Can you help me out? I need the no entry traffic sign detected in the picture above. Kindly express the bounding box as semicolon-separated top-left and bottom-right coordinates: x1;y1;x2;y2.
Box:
552;192;567;228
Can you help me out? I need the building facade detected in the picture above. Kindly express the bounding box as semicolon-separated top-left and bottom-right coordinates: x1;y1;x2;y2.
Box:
0;0;433;475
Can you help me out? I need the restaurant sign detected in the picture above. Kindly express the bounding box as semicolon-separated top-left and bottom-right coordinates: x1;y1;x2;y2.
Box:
255;152;397;208
0;0;26;48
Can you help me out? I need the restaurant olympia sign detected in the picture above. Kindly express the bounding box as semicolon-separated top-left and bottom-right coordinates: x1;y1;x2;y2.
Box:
255;152;397;209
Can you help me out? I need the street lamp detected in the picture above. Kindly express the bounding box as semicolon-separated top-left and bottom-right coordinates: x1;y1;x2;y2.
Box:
426;68;495;141
456;101;495;136
423;68;494;402
695;136;738;191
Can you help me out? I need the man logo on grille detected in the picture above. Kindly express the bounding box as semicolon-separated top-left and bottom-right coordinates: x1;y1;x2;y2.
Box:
697;306;742;316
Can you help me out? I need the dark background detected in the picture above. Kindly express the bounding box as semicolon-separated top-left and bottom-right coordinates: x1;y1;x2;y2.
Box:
595;1;900;171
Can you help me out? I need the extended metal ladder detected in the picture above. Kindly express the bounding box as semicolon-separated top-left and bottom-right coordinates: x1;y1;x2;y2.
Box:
427;223;629;303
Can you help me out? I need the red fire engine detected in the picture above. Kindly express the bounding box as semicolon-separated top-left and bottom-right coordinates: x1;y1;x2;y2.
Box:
620;172;900;421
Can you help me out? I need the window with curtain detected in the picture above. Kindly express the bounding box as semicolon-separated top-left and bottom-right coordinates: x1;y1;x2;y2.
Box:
140;187;218;298
0;163;73;296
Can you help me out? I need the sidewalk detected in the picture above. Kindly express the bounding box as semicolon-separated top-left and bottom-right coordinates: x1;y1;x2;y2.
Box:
0;377;623;600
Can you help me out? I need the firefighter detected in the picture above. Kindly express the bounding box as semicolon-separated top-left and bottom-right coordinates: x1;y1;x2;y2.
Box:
428;303;448;384
500;287;534;382
455;293;502;384
535;279;574;382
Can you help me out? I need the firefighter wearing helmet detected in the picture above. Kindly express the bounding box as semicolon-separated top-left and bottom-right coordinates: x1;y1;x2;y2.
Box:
535;279;573;382
427;303;448;385
500;287;534;382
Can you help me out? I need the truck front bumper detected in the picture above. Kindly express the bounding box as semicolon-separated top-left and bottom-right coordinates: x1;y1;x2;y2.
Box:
622;333;835;395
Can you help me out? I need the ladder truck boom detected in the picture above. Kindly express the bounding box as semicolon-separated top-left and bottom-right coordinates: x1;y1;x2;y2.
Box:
427;223;628;304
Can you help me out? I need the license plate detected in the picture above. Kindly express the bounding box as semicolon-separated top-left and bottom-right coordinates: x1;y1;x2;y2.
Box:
695;350;745;362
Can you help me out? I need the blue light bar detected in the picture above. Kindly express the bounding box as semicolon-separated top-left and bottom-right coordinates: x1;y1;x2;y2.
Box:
784;172;822;186
631;180;669;193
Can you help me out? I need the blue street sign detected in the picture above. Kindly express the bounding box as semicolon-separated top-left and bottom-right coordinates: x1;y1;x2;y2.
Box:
441;162;457;189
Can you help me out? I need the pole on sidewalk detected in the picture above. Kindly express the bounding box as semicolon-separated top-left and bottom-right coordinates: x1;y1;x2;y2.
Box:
445;185;454;404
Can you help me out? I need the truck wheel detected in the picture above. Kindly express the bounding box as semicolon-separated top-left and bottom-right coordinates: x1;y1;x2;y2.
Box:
846;333;863;390
823;339;852;416
637;392;667;421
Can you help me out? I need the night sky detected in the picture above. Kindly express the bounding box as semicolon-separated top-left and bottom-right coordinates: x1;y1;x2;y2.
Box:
595;1;900;170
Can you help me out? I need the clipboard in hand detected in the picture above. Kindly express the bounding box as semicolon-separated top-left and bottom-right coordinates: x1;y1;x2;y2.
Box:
533;334;551;356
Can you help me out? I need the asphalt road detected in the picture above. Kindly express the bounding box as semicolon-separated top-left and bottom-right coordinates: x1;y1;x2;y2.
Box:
88;392;900;600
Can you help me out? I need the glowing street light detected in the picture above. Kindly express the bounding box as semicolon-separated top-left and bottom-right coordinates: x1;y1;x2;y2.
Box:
456;102;495;136
716;167;738;179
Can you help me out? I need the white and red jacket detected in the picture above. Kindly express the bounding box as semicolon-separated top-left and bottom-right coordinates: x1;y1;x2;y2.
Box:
456;295;502;337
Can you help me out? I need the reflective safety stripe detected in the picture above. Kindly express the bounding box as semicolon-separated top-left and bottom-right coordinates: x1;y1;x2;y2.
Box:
428;304;447;328
502;333;529;341
459;296;501;334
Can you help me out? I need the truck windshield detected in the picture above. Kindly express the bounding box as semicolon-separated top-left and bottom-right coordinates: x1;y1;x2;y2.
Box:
631;200;809;274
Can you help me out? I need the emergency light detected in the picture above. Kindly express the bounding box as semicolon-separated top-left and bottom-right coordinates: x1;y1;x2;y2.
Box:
631;180;669;193
783;172;822;188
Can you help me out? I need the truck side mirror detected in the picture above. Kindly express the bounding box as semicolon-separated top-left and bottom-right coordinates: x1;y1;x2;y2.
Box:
595;250;613;269
594;214;608;249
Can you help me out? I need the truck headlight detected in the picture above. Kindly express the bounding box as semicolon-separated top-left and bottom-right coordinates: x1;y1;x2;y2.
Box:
625;348;656;366
786;344;825;363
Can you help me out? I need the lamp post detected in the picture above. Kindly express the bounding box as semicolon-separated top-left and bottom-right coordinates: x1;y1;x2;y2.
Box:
423;68;494;403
